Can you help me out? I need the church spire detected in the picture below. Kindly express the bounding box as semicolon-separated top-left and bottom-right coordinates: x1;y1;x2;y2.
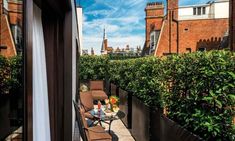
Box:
103;27;106;40
101;27;106;54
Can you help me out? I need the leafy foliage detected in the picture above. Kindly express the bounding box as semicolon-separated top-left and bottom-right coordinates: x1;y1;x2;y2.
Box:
108;57;166;107
0;55;22;95
79;51;235;140
0;55;10;94
164;51;235;140
79;55;108;80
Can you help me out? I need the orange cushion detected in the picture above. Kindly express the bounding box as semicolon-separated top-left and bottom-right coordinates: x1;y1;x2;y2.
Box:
90;81;104;90
91;90;108;100
88;126;112;141
80;91;94;111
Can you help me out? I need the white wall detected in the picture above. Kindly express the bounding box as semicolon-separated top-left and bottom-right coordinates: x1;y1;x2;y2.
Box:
178;6;210;20
76;7;83;55
214;1;229;18
178;1;229;20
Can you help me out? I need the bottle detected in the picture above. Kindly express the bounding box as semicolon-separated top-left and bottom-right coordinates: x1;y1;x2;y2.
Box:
98;101;101;117
98;101;101;110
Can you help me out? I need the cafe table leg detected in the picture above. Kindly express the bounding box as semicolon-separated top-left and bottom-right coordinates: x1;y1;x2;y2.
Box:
109;120;114;134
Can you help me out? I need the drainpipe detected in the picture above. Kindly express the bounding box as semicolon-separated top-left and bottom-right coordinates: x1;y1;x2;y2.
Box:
172;10;179;54
169;10;172;53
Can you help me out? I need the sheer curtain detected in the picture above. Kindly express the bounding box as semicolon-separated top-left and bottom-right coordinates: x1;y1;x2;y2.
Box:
33;4;51;141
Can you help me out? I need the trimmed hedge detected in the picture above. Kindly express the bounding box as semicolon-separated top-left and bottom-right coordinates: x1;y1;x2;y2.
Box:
0;55;23;95
164;51;235;140
108;57;166;108
79;55;108;80
79;51;235;140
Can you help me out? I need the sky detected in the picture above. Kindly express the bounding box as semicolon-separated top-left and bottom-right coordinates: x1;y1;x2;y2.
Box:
76;0;210;55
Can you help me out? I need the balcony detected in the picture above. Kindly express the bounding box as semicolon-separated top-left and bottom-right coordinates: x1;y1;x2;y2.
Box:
78;51;235;141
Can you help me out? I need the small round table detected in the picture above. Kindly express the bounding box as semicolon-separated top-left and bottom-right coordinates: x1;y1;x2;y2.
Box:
91;110;125;133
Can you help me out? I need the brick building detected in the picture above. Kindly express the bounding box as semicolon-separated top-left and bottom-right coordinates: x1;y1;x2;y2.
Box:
100;28;141;55
0;0;22;57
143;0;229;56
230;0;235;51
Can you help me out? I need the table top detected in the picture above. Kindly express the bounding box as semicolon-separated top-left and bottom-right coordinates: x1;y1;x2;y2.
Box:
90;109;125;121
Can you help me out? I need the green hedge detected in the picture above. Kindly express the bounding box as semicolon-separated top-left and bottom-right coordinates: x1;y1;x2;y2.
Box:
164;51;235;140
108;57;166;107
79;55;108;80
79;51;235;140
0;55;22;95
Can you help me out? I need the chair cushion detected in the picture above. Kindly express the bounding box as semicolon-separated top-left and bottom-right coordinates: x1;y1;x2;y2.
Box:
84;111;94;119
88;126;112;141
90;81;104;90
91;90;108;100
80;91;94;111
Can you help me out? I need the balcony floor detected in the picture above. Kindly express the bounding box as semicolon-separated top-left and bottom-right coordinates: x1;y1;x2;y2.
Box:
104;119;135;141
73;119;135;141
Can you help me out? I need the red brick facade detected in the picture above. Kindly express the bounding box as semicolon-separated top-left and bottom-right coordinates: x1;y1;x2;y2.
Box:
156;19;229;56
144;0;229;56
145;2;164;49
0;0;22;57
230;0;235;51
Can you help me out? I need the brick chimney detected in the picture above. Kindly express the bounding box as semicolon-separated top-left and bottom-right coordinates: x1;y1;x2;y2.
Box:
167;0;178;20
145;2;164;45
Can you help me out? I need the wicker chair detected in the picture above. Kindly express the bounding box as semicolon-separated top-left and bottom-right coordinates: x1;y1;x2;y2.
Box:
90;80;108;100
73;101;112;141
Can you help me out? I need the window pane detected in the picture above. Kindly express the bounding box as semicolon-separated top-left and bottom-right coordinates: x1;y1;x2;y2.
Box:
198;7;201;15
0;0;24;140
203;7;206;15
193;8;196;15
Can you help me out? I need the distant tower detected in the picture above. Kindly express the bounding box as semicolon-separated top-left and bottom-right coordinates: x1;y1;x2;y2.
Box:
91;47;95;55
101;28;108;54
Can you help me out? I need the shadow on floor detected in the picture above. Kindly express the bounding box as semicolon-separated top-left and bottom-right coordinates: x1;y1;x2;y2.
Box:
109;130;119;141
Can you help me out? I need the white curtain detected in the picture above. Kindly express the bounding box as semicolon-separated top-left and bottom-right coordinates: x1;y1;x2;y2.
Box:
33;4;51;141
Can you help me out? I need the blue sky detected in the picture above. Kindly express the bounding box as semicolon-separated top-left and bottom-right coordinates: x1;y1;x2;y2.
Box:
76;0;209;54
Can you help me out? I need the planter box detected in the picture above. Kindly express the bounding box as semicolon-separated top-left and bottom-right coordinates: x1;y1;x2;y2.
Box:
104;79;110;96
110;83;118;96
131;96;150;141
0;95;15;140
119;88;131;128
150;109;203;141
130;96;202;141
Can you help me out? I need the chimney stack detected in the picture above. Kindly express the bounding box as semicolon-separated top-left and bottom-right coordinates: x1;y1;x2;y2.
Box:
167;0;178;20
145;2;164;46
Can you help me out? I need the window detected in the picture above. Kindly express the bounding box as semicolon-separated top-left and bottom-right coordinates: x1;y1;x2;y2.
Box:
202;7;206;15
198;47;206;52
193;8;196;15
194;7;206;15
186;48;192;53
0;0;24;140
150;35;154;49
197;7;201;15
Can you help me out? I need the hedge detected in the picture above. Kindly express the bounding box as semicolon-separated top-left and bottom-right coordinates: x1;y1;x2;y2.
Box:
0;55;22;95
79;50;235;140
79;55;108;80
108;57;166;108
163;51;235;140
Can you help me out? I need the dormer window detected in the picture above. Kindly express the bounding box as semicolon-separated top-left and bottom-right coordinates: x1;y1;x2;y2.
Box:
193;7;206;15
